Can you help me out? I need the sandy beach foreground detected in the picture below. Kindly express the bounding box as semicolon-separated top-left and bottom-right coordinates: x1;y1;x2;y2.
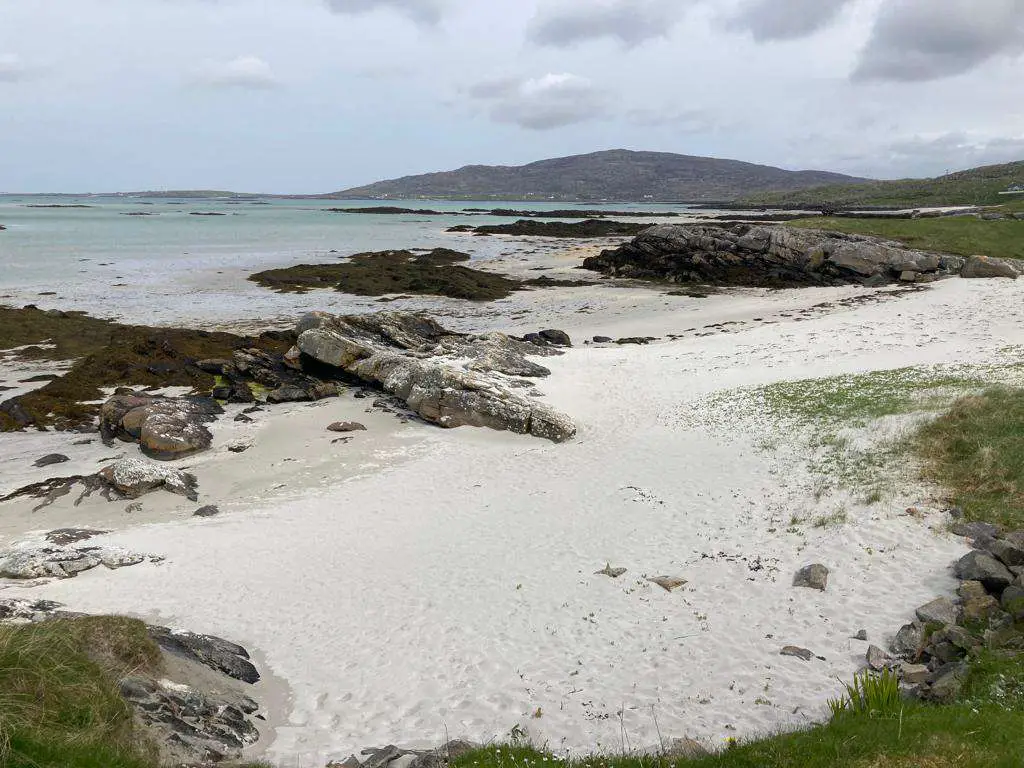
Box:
2;266;1021;764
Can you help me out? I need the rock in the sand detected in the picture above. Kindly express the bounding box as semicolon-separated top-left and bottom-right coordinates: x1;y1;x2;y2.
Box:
780;646;816;661
853;629;868;641
961;254;1019;279
148;625;260;684
98;458;199;502
33;453;70;468
915;597;960;627
0;542;150;579
328;421;367;433
101;392;223;460
267;384;313;403
793;563;829;591
522;329;572;348
297;312;575;442
596;564;627;578
193;505;220;517
227;441;251;453
45;528;109;546
581;224;964;287
647;575;687;592
593;336;613;343
955;550;1014;593
892;622;925;657
866;644;892;671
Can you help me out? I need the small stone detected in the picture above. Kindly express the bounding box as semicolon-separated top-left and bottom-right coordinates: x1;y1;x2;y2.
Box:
866;644;892;671
647;575;687;592
234;413;254;423
899;270;917;282
596;564;627;579
193;505;220;518
327;421;367;433
955;550;1014;594
915;597;960;627
989;532;1024;568
962;594;1001;622
33;453;70;468
780;646;815;661
891;622;924;656
125;502;143;513
227;442;251;453
853;629;868;641
793;563;829;591
900;662;931;685
592;336;613;343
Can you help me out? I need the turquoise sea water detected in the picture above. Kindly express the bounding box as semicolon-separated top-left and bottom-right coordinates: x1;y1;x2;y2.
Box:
0;196;688;325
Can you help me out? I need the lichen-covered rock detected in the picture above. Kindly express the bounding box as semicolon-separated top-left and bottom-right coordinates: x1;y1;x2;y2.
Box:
793;563;829;591
296;312;576;442
961;254;1019;279
581;224;965;287
0;542;152;580
98;458;199;501
101;392;223;460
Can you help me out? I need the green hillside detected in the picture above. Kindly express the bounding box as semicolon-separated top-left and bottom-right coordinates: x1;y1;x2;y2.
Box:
741;160;1024;209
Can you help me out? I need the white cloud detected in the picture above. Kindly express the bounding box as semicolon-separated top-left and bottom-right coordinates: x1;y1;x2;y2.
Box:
854;0;1024;81
468;72;607;130
195;56;279;89
0;53;32;82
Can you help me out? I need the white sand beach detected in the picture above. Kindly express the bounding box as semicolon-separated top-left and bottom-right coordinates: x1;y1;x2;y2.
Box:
3;268;1022;764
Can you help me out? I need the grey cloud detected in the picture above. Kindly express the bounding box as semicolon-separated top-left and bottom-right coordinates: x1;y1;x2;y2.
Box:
194;56;280;89
528;0;682;48
0;53;32;82
854;0;1024;82
325;0;445;25
468;73;607;130
727;0;854;42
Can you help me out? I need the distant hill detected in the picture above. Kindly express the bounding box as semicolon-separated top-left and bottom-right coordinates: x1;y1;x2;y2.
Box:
739;161;1024;209
326;149;869;203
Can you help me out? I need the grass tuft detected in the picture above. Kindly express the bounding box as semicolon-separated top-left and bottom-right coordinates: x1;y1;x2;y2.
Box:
914;386;1024;527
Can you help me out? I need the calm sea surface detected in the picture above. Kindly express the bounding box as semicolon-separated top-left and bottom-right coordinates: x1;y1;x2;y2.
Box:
0;196;689;325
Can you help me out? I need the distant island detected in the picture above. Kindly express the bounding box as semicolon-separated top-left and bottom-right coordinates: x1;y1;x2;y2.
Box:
322;149;869;203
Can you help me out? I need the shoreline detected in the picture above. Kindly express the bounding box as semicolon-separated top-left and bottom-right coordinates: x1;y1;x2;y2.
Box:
3;262;1022;761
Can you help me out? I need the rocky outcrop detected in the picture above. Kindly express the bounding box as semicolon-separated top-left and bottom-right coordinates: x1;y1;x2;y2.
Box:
0;599;265;765
582;224;967;287
101;392;223;460
961;254;1020;279
328;741;480;768
295;312;576;442
876;525;1024;702
0;540;156;580
1;457;199;511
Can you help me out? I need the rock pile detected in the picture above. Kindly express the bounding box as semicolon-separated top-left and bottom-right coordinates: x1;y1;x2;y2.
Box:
580;224;1008;287
871;525;1024;701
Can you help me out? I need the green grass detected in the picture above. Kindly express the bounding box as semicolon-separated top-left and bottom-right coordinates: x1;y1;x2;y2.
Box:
914;386;1024;527
453;654;1024;768
786;216;1024;261
0;617;162;768
738;160;1024;208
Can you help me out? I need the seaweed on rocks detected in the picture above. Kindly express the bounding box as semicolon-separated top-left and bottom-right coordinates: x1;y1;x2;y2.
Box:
249;248;567;301
451;219;651;238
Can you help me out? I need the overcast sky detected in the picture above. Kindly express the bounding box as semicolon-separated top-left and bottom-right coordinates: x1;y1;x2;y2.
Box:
1;0;1022;192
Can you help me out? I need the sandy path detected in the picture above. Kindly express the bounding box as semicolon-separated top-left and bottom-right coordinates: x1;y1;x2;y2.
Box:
8;277;1018;764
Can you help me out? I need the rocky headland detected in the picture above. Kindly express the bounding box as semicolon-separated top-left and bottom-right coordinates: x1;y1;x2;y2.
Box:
581;224;1021;287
